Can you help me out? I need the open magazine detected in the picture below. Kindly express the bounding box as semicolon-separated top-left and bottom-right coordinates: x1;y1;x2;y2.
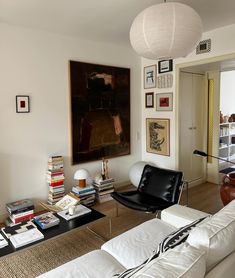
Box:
39;193;80;212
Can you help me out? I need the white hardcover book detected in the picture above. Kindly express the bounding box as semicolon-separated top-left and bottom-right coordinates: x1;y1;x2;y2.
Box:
0;233;8;248
9;228;44;248
57;205;91;221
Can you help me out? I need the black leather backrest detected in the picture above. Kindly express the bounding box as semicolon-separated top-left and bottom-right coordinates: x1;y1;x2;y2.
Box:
138;165;183;203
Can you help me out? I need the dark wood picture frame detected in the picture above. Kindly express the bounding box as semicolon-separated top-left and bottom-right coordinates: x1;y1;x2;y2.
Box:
69;60;130;164
16;95;30;113
145;92;154;108
158;59;173;74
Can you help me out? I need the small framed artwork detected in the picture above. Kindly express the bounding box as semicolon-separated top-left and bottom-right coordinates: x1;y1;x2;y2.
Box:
16;95;30;113
144;65;156;89
156;93;173;111
145;92;154;108
158;59;173;74
146;118;170;156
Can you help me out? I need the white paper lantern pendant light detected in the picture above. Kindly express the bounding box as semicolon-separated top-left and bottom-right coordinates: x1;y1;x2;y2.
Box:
130;1;203;60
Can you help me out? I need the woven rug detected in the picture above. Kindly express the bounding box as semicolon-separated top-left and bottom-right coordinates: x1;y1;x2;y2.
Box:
0;210;154;278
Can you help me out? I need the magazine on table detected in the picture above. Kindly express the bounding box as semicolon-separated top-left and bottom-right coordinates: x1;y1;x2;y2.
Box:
1;220;37;239
33;212;60;229
57;204;91;221
0;233;8;248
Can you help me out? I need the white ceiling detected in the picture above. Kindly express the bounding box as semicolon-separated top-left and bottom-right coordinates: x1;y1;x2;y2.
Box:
1;0;235;45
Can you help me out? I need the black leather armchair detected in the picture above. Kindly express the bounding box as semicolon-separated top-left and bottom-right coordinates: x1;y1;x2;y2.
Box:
111;165;183;213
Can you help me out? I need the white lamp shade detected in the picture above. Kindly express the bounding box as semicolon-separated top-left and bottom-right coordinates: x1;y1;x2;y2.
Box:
130;2;203;59
129;161;153;187
74;169;89;180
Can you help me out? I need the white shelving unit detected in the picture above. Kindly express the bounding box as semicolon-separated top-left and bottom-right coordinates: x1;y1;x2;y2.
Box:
219;122;235;162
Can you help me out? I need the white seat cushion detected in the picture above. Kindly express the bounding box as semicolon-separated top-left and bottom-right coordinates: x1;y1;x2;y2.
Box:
101;218;176;269
37;250;125;278
161;204;210;228
187;199;235;271
129;243;206;278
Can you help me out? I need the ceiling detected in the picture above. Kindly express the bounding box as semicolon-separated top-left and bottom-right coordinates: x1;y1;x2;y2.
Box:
1;0;235;45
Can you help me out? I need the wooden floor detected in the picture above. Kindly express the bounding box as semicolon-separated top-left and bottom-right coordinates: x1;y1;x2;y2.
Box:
93;182;224;217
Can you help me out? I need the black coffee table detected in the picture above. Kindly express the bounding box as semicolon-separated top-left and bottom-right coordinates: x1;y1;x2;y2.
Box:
0;207;106;258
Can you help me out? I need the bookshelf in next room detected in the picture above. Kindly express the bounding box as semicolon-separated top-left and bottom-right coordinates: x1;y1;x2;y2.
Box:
46;156;65;205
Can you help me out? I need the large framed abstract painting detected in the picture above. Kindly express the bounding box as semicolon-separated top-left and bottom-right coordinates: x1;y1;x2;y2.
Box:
69;61;130;164
146;118;170;156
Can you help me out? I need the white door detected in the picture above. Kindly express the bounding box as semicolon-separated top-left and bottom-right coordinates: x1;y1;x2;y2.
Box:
179;72;206;183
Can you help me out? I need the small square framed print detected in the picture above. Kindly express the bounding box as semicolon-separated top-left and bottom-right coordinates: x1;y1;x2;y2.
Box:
16;95;30;113
158;59;173;74
144;65;156;89
156;93;173;111
145;92;154;108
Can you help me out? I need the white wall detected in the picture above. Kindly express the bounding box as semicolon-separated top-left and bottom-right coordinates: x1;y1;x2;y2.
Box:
220;70;235;117
141;24;235;170
0;23;142;216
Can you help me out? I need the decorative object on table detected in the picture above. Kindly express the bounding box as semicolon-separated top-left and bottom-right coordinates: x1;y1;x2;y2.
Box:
1;220;37;239
74;169;90;188
71;184;96;207
156;93;173;111
129;161;153;187
145;92;154;108
46;156;65;205
157;74;173;89
0;233;8;248
33;212;60;230
93;177;115;203
146;118;170;156
193;150;235;206
5;199;35;225
129;2;202;60
39;193;80;212
57;204;91;221
69;60;130;164
144;65;156;89
9;227;44;249
101;158;109;180
16;95;30;113
158;60;173;74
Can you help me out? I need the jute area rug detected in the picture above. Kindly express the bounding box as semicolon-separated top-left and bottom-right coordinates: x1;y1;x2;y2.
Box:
0;210;154;278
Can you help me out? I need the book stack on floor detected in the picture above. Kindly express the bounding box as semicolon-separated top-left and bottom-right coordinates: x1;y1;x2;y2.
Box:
93;178;115;203
47;156;65;205
1;220;44;249
6;199;35;225
71;184;96;206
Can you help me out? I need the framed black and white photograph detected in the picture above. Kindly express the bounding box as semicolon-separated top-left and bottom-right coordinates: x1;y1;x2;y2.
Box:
158;59;173;74
16;95;30;113
145;92;154;108
144;65;156;89
156;93;173;111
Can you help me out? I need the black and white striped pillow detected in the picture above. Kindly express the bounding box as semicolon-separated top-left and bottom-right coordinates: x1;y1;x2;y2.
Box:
114;216;208;278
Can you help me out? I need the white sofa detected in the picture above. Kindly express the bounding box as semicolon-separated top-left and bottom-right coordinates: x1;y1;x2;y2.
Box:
38;201;235;278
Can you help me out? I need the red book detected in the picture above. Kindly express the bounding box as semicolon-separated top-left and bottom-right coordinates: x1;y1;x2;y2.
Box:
49;180;64;187
9;214;34;224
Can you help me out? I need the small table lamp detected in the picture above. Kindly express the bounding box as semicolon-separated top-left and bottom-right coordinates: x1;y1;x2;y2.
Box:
74;169;89;188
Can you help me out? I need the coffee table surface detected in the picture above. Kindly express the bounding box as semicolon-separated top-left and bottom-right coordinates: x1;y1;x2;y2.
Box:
0;207;105;257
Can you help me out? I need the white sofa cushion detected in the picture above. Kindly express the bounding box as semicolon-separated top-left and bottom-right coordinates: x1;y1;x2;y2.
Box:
161;204;210;228
128;243;206;278
101;218;176;269
37;250;125;278
187;199;235;271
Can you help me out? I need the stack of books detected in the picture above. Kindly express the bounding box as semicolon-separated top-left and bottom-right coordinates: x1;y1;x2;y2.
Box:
47;156;65;205
71;184;96;206
6;199;35;225
33;212;60;229
93;178;115;203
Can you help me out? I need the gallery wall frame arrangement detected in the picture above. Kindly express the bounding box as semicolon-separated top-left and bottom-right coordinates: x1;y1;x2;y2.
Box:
158;59;173;74
145;92;154;108
16;95;30;113
146;118;170;156
69;60;130;164
144;65;156;89
156;93;173;111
